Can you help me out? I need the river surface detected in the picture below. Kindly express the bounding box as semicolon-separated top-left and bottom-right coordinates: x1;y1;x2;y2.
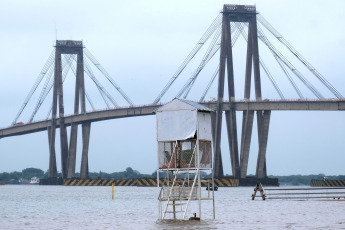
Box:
0;185;344;229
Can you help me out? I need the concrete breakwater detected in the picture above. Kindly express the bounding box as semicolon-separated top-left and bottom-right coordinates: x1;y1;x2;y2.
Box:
310;179;345;187
62;178;239;187
39;177;278;186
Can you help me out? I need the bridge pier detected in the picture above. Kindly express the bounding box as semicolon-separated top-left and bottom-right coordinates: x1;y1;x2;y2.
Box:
59;119;69;179
213;12;227;178
256;110;271;178
211;111;223;176
48;40;90;179
213;5;270;179
239;110;254;179
239;20;255;179
225;110;240;178
47;126;57;178
67;48;87;179
80;122;91;179
67;123;78;178
54;45;70;179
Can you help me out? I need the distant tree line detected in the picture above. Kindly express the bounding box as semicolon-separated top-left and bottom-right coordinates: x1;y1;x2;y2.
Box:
0;167;154;183
89;167;153;179
1;168;345;185
269;174;345;185
0;168;46;184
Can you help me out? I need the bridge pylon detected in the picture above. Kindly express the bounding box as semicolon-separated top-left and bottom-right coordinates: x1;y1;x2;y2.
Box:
214;5;271;179
48;40;91;179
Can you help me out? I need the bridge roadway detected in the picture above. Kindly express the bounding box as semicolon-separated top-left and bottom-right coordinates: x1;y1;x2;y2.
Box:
1;99;344;139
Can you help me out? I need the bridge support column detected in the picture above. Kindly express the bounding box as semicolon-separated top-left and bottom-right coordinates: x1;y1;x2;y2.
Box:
225;110;240;178
47;45;61;179
67;49;86;178
239;110;254;178
256;110;271;178
67;123;78;178
213;110;224;177
59;120;69;179
215;7;241;178
55;47;69;179
47;126;57;178
80;122;91;179
213;11;230;178
48;40;88;179
239;21;255;179
217;5;269;179
211;112;223;176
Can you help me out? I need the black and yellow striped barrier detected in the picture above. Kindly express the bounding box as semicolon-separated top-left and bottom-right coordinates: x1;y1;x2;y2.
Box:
64;178;239;187
64;178;159;186
214;178;239;187
310;179;345;187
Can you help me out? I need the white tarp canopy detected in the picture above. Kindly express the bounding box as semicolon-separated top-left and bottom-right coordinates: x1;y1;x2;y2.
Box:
156;99;213;142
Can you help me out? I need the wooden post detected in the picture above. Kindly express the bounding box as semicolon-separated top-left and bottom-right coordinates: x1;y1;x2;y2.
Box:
112;183;114;200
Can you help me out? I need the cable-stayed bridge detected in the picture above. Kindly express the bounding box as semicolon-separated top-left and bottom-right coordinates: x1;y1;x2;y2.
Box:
2;100;344;138
0;5;344;180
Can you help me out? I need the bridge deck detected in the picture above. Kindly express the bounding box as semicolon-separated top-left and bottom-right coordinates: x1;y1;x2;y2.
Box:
1;100;344;138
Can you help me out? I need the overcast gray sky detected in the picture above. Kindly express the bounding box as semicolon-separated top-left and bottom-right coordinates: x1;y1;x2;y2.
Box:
1;0;345;176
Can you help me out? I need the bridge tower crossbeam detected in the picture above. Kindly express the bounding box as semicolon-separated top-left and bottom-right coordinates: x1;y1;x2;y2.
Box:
214;5;271;179
48;40;91;179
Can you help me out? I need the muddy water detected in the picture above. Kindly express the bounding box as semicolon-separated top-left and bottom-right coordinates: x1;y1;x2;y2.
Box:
1;185;344;229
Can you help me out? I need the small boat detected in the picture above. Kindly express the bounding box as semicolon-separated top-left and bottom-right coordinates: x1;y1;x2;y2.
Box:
206;185;218;191
30;177;40;184
18;178;30;184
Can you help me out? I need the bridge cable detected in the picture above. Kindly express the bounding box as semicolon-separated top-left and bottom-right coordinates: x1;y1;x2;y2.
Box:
29;54;81;122
47;54;117;115
181;22;243;99
82;58;116;108
28;58;56;122
69;55;115;108
199;65;219;102
274;55;304;99
12;49;55;125
84;49;134;106
65;56;96;111
184;44;220;97
236;22;285;99
84;60;110;109
256;23;323;98
79;58;110;108
197;22;244;101
181;28;222;98
176;25;222;98
254;23;324;99
45;55;102;119
28;58;55;122
192;22;238;101
44;54;81;120
258;15;343;99
46;104;52;119
152;13;222;104
44;54;75;119
186;22;245;100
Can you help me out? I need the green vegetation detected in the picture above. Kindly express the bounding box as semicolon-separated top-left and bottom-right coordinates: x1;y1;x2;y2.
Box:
0;168;46;184
269;174;345;185
1;168;344;185
88;167;153;179
0;167;154;183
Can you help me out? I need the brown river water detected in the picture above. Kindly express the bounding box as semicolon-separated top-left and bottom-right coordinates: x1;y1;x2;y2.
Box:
1;185;344;229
